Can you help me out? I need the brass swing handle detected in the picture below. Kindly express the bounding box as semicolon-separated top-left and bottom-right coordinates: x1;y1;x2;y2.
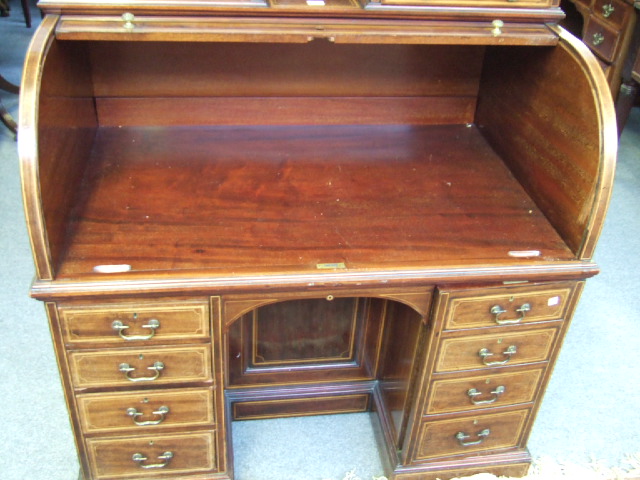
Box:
478;345;517;366
127;405;170;426
119;361;165;382
467;385;506;405
602;3;614;18
456;428;491;447
592;32;605;47
490;303;530;325
132;451;173;469
112;318;160;341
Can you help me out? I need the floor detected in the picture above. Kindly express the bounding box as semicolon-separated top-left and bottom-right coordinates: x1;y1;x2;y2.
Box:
1;4;639;479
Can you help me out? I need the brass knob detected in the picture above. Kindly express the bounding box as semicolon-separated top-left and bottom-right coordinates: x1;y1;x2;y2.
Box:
492;19;504;36
122;12;135;30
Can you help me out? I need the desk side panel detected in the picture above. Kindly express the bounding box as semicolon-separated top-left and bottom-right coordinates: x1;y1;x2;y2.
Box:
19;15;99;280
475;27;616;261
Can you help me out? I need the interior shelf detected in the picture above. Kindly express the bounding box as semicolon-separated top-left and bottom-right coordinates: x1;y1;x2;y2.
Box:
56;123;574;278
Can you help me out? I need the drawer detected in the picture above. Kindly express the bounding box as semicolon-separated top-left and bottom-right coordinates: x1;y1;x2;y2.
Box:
69;345;212;389
584;16;620;62
86;431;217;479
594;0;632;29
414;409;529;460
59;300;210;346
435;327;558;373
441;283;576;330
424;368;544;415
77;388;215;434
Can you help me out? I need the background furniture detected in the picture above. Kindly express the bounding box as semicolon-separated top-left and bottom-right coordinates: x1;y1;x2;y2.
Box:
0;73;19;135
18;1;617;479
1;0;32;27
563;0;639;132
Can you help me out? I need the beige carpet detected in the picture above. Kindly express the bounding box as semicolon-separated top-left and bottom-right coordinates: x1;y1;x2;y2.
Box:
336;454;640;480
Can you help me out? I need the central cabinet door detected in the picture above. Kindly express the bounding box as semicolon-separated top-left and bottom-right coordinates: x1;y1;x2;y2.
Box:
227;297;386;386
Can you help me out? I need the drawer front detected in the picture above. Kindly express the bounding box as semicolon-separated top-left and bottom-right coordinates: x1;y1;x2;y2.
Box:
69;345;212;389
86;431;217;479
584;17;620;62
415;409;529;460
424;368;544;415
594;0;631;29
442;284;575;330
77;388;215;434
60;301;210;346
435;328;558;373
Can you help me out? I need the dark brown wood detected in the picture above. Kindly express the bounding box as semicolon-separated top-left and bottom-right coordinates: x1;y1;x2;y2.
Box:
226;297;384;386
77;387;215;434
475;28;617;260
85;431;219;478
16;4;617;480
413;409;530;460
232;393;371;420
56;124;574;278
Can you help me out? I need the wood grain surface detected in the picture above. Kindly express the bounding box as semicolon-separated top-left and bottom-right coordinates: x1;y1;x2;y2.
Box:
57;124;574;278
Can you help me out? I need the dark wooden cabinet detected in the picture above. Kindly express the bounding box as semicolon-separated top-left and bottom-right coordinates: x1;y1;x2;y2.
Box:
18;0;616;478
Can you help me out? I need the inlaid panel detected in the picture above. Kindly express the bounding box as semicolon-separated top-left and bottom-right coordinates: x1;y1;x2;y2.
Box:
424;368;544;415
59;300;209;346
441;283;576;330
414;409;529;460
435;328;558;373
77;388;215;434
68;345;212;389
86;431;217;478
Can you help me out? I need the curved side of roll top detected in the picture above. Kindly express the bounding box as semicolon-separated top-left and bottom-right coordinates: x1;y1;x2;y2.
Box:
18;15;99;281
475;26;617;262
18;16;59;281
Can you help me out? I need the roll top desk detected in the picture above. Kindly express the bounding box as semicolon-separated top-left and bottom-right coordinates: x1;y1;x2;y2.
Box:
18;0;616;478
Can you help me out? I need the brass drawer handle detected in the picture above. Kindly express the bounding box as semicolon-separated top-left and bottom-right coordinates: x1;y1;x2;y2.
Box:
602;3;614;17
112;318;160;341
119;361;165;382
467;385;506;405
592;32;605;46
456;428;491;447
127;405;170;426
490;303;531;325
132;451;173;469
478;345;517;366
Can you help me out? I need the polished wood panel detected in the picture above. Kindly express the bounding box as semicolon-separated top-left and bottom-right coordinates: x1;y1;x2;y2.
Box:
414;409;529;460
378;300;427;444
69;345;213;389
248;298;360;365
232;393;370;420
441;282;577;330
88;42;484;98
424;368;544;415
96;97;477;127
77;387;215;434
53;16;560;44
435;327;558;373
56;124;574;279
60;300;209;346
227;297;384;386
476;29;617;260
18;18;98;281
85;431;218;478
